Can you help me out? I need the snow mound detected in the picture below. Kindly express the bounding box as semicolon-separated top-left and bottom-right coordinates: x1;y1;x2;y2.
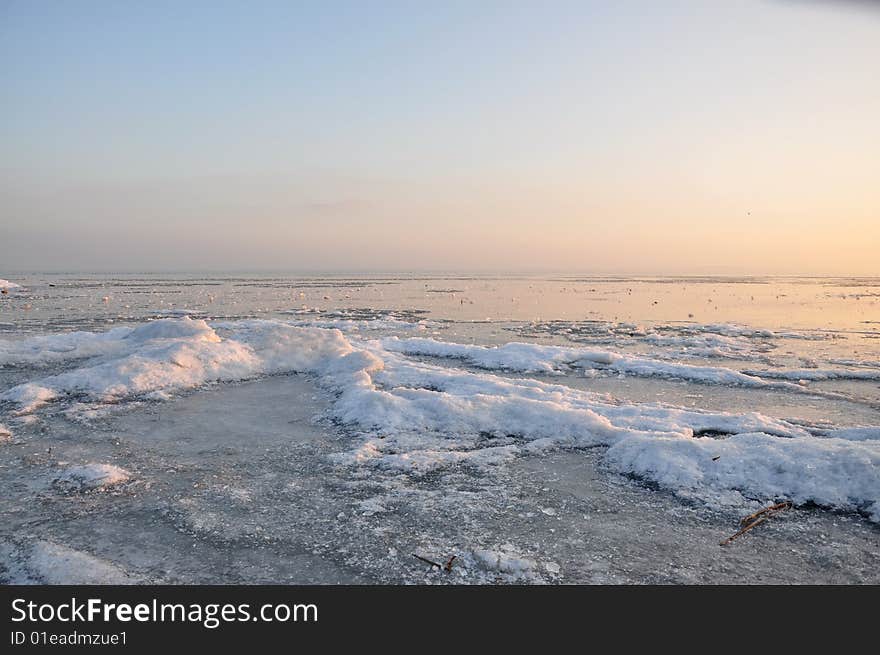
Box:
53;463;131;491
605;432;880;519
25;541;138;584
744;368;880;382
2;318;878;522
382;337;817;392
0;317;219;368
824;427;880;442
468;548;560;582
3;383;58;414
0;318;259;411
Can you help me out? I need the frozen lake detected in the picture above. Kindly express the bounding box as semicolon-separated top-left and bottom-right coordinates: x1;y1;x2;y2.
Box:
1;274;878;583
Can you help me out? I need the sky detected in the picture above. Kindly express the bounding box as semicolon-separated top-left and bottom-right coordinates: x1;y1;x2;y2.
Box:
1;0;878;274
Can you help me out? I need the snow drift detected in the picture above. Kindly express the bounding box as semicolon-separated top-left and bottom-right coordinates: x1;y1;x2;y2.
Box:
1;317;878;521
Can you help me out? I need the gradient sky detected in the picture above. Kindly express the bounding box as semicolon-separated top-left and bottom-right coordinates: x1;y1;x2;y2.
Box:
2;0;878;274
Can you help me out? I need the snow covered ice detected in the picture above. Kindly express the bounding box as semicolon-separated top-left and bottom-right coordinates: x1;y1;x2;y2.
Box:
1;274;878;584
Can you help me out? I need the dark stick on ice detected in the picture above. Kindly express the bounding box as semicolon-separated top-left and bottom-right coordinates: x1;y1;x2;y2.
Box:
412;553;442;569
720;501;792;546
738;501;792;526
719;516;770;546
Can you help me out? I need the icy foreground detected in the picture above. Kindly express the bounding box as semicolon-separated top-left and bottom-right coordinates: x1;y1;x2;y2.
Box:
2;317;878;524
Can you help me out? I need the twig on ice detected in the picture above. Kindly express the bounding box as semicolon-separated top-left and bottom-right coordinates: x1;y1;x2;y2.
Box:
720;501;792;546
412;553;442;569
738;501;792;526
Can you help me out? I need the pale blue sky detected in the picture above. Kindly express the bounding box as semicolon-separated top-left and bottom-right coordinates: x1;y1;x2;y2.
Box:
2;1;878;273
